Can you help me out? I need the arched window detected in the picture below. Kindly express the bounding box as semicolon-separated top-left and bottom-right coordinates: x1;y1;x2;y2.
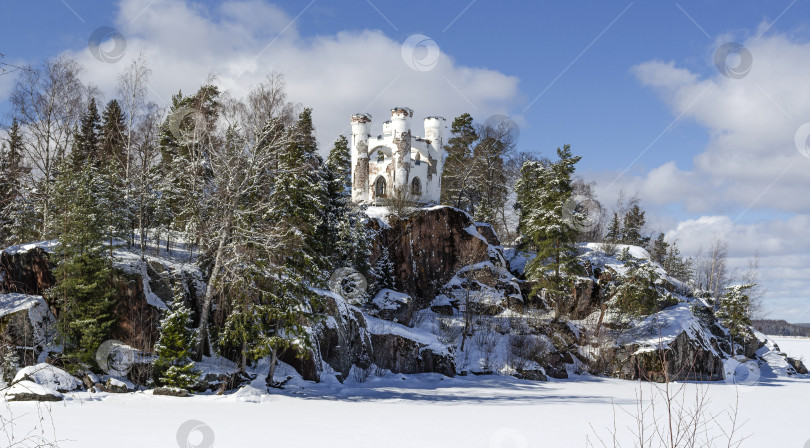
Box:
377;152;385;163
414;152;421;166
375;177;387;198
411;177;422;196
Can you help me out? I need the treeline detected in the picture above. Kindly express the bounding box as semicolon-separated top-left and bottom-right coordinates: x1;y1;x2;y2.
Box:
752;320;810;337
0;56;375;385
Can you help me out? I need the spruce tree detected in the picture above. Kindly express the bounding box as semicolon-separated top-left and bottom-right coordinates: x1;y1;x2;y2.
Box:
515;145;584;316
154;287;198;389
73;98;102;168
47;155;116;369
717;284;754;353
0;119;31;245
255;108;326;385
371;245;395;294
99;99;127;172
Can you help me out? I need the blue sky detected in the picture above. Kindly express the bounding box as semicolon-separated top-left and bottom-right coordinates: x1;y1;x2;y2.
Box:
2;0;810;320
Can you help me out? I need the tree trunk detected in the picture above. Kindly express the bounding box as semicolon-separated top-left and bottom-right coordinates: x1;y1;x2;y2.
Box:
193;216;232;360
265;348;279;387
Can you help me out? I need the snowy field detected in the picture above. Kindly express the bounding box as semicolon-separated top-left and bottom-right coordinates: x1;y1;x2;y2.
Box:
2;339;809;448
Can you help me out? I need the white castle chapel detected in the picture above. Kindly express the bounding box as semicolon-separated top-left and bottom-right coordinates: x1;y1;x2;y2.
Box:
350;107;446;204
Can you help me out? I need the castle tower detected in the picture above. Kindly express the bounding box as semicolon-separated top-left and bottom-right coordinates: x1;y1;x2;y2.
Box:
350;113;372;202
390;107;413;193
423;116;446;199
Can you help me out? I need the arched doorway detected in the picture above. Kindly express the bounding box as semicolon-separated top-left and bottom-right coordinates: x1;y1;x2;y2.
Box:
411;177;422;196
374;177;387;198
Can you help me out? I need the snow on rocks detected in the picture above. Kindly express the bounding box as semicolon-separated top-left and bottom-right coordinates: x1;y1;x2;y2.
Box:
0;293;53;350
4;380;63;401
369;289;413;325
2;240;59;256
366;315;455;377
13;363;81;392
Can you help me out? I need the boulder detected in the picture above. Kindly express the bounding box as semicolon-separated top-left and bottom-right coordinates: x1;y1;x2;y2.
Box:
105;377;135;393
369;289;413;325
0;294;53;366
153;387;189;397
613;331;724;382
787;356;808;375
13;363;81;392
5;380;63;402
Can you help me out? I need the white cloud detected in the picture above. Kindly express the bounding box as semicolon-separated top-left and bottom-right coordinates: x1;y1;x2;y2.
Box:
64;0;520;148
629;32;810;213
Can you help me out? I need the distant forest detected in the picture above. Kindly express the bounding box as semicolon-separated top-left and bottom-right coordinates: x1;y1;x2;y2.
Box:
752;320;810;337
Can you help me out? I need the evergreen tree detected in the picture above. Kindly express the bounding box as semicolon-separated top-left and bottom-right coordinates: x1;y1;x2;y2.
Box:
622;204;649;246
72;98;102;168
441;113;477;210
99;99;127;173
0;119;31;245
47;156;116;369
605;213;621;243
371;245;395;293
611;259;663;316
321;135;352;267
515;145;584;316
717;284;754;353
154;287;199;389
253;108;326;385
650;232;669;265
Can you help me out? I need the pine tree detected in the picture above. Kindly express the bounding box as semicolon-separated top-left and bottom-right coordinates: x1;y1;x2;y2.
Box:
622;204;649;246
605;213;621;243
154;287;199;389
515;145;584;316
611;260;662;317
441;113;477;210
717;284;754;353
650;232;669;265
47;156;116;369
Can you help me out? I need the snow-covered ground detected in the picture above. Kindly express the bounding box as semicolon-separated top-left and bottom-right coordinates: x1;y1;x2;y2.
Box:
770;336;810;362
3;353;809;448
